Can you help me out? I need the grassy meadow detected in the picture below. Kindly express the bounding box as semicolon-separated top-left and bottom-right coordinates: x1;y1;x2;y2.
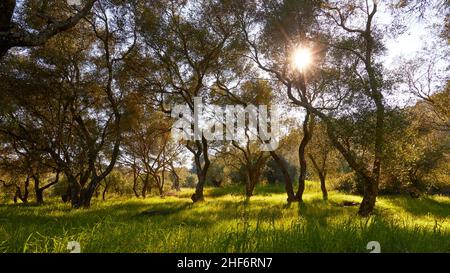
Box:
0;182;449;253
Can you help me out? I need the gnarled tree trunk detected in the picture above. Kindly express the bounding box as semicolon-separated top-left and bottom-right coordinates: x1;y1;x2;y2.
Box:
191;137;210;203
245;170;260;198
13;175;30;204
296;111;313;201
33;171;60;204
309;154;328;201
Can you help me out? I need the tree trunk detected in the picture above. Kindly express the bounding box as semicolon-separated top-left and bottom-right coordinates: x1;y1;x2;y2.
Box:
158;184;164;197
62;185;71;203
142;185;147;199
245;170;260;198
132;169;140;198
359;101;383;216
212;179;223;187
15;176;30;204
36;189;44;204
32;175;44;204
94;188;100;198
79;188;94;208
160;169;165;197
270;151;296;202
172;180;180;191
67;176;99;208
245;178;255;197
296;111;312;201
170;166;181;191
319;174;328;201
102;182;109;201
142;174;150;199
358;176;379;216
153;175;164;197
191;137;210;203
309;154;328;201
14;180;29;204
245;182;254;197
192;173;206;202
358;69;385;216
33;173;59;205
69;176;82;208
23;176;30;203
133;181;140;197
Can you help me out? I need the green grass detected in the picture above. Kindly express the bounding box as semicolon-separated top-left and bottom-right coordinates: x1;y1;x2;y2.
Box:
0;181;449;253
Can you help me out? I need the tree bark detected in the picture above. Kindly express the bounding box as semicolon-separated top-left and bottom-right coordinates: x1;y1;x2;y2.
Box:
358;95;384;216
102;181;109;201
142;174;150;199
358;13;385;215
309;154;328;201
32;174;44;204
68;175;82;208
132;164;140;197
33;171;59;204
15;175;30;204
67;175;100;208
245;172;258;198
296;111;312;201
192;172;206;202
14;176;29;204
319;174;328;201
62;185;71;203
245;182;254;197
157;178;164;196
36;189;44;204
244;164;263;198
170;163;181;191
191;137;210;203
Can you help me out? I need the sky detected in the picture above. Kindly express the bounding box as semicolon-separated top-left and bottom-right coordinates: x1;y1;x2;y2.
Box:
371;1;448;107
382;9;442;67
384;22;428;66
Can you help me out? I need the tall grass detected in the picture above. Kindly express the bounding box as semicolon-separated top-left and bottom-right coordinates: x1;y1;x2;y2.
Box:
0;182;449;253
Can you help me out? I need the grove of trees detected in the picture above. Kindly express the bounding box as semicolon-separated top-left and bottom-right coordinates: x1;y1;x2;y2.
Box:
0;0;448;217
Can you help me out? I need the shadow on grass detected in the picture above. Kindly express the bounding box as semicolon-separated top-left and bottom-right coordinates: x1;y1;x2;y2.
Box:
139;203;192;217
384;195;450;218
203;183;315;198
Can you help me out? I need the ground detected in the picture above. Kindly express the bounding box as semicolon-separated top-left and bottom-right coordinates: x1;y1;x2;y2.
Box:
0;182;449;253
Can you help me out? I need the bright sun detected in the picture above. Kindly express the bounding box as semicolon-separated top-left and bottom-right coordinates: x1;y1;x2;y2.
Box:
292;47;312;72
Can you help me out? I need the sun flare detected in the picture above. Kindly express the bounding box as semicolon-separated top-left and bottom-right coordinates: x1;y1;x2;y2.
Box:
292;47;313;71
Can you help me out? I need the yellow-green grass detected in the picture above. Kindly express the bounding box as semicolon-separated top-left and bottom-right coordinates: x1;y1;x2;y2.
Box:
0;182;449;253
